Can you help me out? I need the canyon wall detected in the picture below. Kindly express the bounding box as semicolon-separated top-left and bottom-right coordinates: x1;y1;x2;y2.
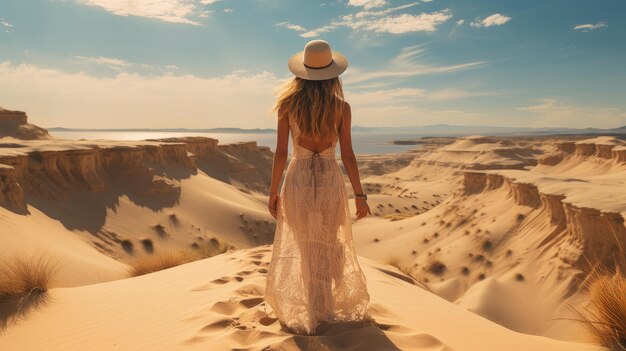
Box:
0;137;273;210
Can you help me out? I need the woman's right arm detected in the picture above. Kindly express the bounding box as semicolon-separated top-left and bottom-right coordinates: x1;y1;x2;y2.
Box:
339;102;371;219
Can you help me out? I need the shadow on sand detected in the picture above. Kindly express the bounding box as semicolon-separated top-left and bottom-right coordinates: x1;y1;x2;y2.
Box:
0;292;50;332
286;320;401;351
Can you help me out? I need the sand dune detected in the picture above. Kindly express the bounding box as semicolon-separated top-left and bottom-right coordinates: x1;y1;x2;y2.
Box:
0;246;604;351
1;122;624;350
354;134;626;340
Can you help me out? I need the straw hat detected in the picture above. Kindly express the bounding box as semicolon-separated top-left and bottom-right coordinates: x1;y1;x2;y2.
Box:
288;40;348;81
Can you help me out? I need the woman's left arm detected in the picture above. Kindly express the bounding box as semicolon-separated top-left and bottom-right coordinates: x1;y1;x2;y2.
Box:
268;107;289;218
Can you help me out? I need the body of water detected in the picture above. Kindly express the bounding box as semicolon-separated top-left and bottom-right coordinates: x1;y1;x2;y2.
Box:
50;131;423;155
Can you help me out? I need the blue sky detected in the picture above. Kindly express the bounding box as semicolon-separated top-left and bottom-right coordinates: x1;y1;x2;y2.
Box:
1;0;625;129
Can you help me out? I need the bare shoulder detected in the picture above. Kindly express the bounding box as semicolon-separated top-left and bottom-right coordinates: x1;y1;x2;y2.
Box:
340;100;351;126
342;101;351;114
277;105;289;124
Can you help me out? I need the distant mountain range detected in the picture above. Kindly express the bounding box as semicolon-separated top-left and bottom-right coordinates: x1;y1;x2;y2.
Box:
350;124;626;136
47;124;626;136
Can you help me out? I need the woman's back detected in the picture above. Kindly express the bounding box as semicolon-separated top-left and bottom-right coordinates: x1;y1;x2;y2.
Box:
288;109;341;157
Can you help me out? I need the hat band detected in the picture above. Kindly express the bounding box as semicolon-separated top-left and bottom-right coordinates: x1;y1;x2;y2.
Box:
303;60;334;70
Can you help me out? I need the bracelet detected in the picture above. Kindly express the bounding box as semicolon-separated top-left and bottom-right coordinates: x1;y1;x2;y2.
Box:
354;193;367;200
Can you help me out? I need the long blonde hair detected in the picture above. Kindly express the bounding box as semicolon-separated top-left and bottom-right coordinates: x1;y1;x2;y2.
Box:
272;77;345;142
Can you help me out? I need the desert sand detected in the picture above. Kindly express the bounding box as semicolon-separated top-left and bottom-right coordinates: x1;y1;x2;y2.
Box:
1;111;624;350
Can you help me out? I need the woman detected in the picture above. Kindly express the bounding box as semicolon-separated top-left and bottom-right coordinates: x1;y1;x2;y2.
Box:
264;39;371;335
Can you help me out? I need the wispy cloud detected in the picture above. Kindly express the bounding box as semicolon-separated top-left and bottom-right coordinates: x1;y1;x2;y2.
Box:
76;0;231;25
518;99;626;128
347;87;481;105
278;3;453;38
347;0;387;10
76;55;131;71
573;22;607;32
343;45;486;84
276;22;306;32
77;0;201;25
470;13;511;28
352;2;420;19
301;25;337;38
1;18;13;32
340;9;452;34
75;55;180;74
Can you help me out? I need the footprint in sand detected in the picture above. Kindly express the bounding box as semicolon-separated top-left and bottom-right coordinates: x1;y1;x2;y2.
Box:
239;297;264;309
391;333;455;351
210;276;244;284
200;318;233;332
210;301;239;315
190;275;247;291
235;284;264;297
210;277;230;285
259;316;278;326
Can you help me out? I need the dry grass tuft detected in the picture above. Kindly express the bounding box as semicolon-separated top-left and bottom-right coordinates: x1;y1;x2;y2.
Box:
427;260;447;276
120;239;134;254
0;249;60;329
386;256;416;280
382;213;415;221
194;238;235;259
0;250;59;300
572;266;626;350
128;238;234;277
571;219;626;350
127;249;196;277
140;238;154;253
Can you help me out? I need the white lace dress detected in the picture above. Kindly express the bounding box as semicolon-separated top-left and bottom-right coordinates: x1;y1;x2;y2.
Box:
265;114;370;335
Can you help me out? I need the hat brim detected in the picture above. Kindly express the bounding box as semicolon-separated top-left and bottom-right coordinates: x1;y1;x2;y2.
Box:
288;50;348;81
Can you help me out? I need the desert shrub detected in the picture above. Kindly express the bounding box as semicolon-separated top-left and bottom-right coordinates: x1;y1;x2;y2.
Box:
482;240;493;251
0;249;60;329
572;220;626;350
0;249;59;300
386;256;416;280
152;224;167;237
120;239;134;254
140;238;154;253
193;238;235;259
573;266;626;350
128;238;234;277
427;260;446;276
128;249;195;277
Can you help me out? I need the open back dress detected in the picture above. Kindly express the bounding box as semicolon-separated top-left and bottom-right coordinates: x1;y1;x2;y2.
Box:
264;111;370;335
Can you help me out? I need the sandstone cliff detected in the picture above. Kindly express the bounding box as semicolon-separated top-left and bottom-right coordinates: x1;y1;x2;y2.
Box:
0;107;51;140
